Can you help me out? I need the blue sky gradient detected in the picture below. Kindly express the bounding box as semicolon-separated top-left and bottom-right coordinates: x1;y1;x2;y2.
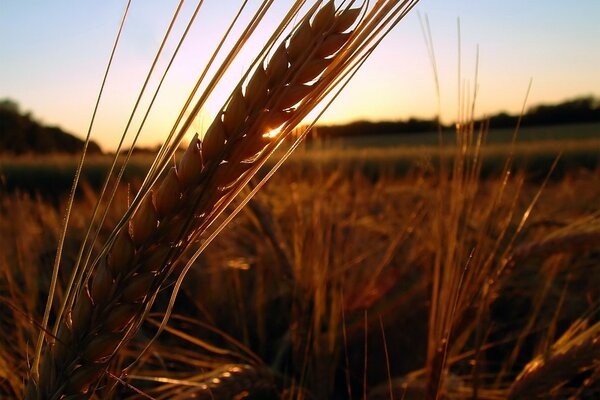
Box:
1;1;599;149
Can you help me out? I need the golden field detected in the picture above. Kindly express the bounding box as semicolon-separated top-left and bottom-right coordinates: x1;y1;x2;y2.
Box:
1;1;599;398
1;130;599;398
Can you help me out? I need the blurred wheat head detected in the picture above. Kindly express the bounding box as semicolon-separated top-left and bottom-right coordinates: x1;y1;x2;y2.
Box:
23;1;421;399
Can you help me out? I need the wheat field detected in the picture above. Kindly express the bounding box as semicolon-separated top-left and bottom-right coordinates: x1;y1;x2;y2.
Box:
1;1;599;399
2;149;599;398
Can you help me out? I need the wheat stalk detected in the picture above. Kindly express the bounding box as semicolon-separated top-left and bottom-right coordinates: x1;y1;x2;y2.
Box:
507;214;600;267
128;364;275;400
26;1;421;398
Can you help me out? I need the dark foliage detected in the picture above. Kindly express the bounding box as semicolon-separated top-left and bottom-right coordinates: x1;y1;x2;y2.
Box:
490;96;600;128
316;96;600;138
0;99;102;155
316;117;440;138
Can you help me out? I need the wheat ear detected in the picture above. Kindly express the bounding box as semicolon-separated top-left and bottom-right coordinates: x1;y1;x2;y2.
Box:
27;3;366;398
508;231;600;266
507;320;600;399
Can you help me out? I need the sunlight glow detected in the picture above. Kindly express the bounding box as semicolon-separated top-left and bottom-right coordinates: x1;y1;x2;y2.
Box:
263;126;282;138
0;1;599;151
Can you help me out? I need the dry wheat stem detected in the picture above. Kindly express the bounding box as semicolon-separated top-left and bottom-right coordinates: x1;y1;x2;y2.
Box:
509;231;600;265
30;0;133;380
129;364;274;400
51;0;205;354
425;56;484;400
145;313;261;364
425;98;558;398
421;42;534;400
44;4;268;389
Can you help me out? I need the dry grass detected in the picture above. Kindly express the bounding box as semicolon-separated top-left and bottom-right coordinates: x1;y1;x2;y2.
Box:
1;1;599;399
1;154;599;398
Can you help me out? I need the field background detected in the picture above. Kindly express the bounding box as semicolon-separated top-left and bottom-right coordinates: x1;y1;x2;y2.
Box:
1;122;598;197
1;119;599;398
2;0;599;397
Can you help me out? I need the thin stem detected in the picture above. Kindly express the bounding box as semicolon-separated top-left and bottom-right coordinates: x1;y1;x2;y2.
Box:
53;0;186;338
31;0;132;377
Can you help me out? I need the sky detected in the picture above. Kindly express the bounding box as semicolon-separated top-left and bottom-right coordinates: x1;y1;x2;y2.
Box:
1;0;599;150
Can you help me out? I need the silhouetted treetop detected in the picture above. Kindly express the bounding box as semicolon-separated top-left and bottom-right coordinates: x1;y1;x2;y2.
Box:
316;96;600;138
0;99;102;155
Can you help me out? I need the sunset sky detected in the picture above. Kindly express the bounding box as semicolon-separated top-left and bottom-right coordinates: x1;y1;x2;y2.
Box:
1;1;599;150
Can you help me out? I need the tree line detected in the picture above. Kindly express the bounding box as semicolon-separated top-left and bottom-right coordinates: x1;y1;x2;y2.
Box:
0;99;101;155
316;96;600;138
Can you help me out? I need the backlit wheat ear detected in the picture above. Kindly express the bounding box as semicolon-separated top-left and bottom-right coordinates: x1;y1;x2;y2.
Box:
507;320;600;399
29;5;355;398
28;1;421;398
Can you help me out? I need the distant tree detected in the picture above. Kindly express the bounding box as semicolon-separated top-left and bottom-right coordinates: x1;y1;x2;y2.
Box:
0;98;20;114
0;98;102;154
485;96;600;129
525;96;600;125
315;96;600;139
487;112;519;129
316;118;441;138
